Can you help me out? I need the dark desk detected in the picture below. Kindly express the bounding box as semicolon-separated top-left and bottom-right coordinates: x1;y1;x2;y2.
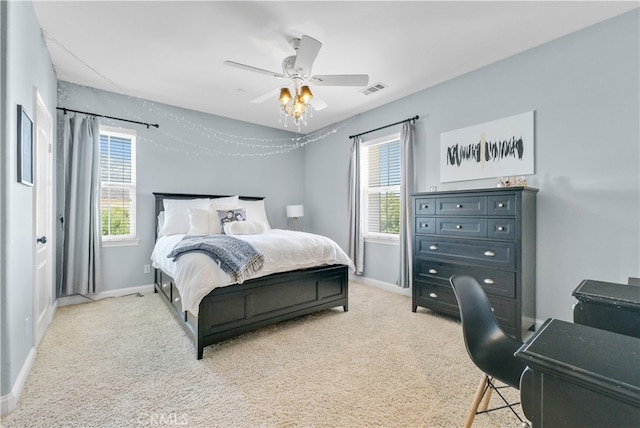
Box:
573;279;640;338
516;318;640;428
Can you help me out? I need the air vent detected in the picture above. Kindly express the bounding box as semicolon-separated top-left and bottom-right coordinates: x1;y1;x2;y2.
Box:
360;82;388;96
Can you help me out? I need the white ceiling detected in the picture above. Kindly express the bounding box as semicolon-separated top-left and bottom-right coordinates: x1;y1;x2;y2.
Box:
33;1;638;134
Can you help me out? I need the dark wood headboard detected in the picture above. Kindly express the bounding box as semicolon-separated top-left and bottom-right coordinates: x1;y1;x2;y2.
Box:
152;192;264;238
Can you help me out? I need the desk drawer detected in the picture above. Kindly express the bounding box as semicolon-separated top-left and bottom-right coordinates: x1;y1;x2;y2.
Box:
414;260;516;299
416;236;516;270
437;217;487;238
437;196;486;216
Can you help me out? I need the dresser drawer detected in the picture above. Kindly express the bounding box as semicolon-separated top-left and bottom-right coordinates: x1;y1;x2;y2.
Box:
488;194;516;216
413;281;460;317
414;280;517;333
414;260;516;299
416;236;516;270
415;198;435;215
487;218;515;240
436;217;487;238
415;217;435;234
437;196;486;216
487;296;517;334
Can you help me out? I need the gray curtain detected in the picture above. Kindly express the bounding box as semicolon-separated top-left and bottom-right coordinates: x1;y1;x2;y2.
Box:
348;136;364;275
59;114;103;296
397;122;415;288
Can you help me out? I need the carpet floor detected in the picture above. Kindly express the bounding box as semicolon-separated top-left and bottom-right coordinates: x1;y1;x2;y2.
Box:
2;281;523;428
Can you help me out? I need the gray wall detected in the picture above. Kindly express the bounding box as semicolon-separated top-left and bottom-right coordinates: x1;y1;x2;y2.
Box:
57;83;302;292
304;9;640;322
0;0;58;398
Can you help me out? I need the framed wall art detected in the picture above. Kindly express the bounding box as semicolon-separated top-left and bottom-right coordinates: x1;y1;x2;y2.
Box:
440;111;535;183
17;104;34;186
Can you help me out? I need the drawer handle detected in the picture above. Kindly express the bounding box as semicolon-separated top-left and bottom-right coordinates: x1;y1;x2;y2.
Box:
429;245;438;251
491;307;495;312
421;204;429;209
484;250;495;257
484;278;495;285
162;283;168;289
456;204;462;208
497;226;505;231
174;297;180;303
428;268;438;274
429;292;438;299
421;223;429;228
498;203;505;208
456;224;462;229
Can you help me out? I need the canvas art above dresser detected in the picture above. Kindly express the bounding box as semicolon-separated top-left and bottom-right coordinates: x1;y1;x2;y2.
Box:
412;187;538;340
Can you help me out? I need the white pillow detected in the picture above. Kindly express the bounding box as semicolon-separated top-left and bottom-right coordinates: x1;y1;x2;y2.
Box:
210;195;240;207
157;211;165;238
162;198;210;235
239;199;271;230
187;208;209;235
224;220;268;235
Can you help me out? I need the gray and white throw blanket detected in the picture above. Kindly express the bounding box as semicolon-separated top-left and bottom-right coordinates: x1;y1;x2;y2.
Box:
167;235;265;283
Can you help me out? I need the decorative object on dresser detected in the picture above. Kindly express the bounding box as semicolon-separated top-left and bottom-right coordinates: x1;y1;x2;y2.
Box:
412;187;538;341
286;204;304;231
152;192;351;359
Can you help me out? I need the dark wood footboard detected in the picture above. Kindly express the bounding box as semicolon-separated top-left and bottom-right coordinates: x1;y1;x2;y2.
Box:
155;264;348;359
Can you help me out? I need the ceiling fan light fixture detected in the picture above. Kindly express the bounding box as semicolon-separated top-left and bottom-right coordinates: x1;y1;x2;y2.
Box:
299;85;313;103
279;87;292;105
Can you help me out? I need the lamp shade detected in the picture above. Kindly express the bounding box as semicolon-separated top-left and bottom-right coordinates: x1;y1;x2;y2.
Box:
286;205;304;218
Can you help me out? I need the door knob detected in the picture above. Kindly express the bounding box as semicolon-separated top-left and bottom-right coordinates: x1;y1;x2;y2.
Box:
37;236;47;244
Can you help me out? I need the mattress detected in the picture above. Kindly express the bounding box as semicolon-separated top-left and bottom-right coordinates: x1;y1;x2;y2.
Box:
151;229;354;315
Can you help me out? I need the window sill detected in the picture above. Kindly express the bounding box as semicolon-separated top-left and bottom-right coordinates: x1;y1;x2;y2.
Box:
102;238;140;248
364;236;399;246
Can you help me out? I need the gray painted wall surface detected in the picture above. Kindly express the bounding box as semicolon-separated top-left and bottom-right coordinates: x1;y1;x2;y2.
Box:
1;1;57;397
304;9;640;322
57;83;301;292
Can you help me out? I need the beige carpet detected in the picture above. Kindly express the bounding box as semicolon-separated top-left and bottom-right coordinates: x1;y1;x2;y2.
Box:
1;281;522;428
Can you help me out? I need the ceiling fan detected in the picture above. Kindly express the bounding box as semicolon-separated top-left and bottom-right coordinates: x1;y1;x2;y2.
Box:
223;35;369;127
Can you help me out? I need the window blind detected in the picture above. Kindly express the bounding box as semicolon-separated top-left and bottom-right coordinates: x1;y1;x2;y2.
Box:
364;139;401;236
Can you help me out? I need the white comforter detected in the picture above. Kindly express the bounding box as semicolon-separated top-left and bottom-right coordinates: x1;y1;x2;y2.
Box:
151;229;355;315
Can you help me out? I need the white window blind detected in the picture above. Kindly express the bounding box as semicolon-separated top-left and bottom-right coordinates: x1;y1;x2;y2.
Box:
362;134;401;239
100;126;136;242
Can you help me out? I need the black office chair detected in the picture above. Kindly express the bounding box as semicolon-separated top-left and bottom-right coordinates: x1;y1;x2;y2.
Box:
449;274;529;428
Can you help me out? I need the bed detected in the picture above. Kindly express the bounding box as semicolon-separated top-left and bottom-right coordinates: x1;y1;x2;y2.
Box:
151;192;353;359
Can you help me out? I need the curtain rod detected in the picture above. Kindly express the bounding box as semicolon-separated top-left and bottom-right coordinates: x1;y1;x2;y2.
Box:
56;107;160;129
349;115;419;139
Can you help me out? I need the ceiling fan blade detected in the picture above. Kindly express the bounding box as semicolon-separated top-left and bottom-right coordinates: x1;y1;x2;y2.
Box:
223;61;284;79
308;95;328;111
310;74;369;87
250;87;281;104
293;35;322;75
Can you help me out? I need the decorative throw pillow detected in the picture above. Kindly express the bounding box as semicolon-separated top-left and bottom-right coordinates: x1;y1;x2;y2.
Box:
162;198;210;235
239;199;271;230
187;208;209;235
216;209;247;235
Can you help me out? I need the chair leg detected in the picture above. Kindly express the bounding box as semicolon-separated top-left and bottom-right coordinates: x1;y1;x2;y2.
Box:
464;374;489;428
479;377;493;412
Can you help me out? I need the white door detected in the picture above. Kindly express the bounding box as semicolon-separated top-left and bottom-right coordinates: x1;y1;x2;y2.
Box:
34;91;54;346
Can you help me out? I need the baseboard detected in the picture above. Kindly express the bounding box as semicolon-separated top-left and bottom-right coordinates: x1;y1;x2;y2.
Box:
0;346;36;416
57;283;155;307
349;275;411;297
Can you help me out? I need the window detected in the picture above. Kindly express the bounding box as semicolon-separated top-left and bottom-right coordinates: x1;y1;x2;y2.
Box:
100;126;137;244
361;133;401;240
